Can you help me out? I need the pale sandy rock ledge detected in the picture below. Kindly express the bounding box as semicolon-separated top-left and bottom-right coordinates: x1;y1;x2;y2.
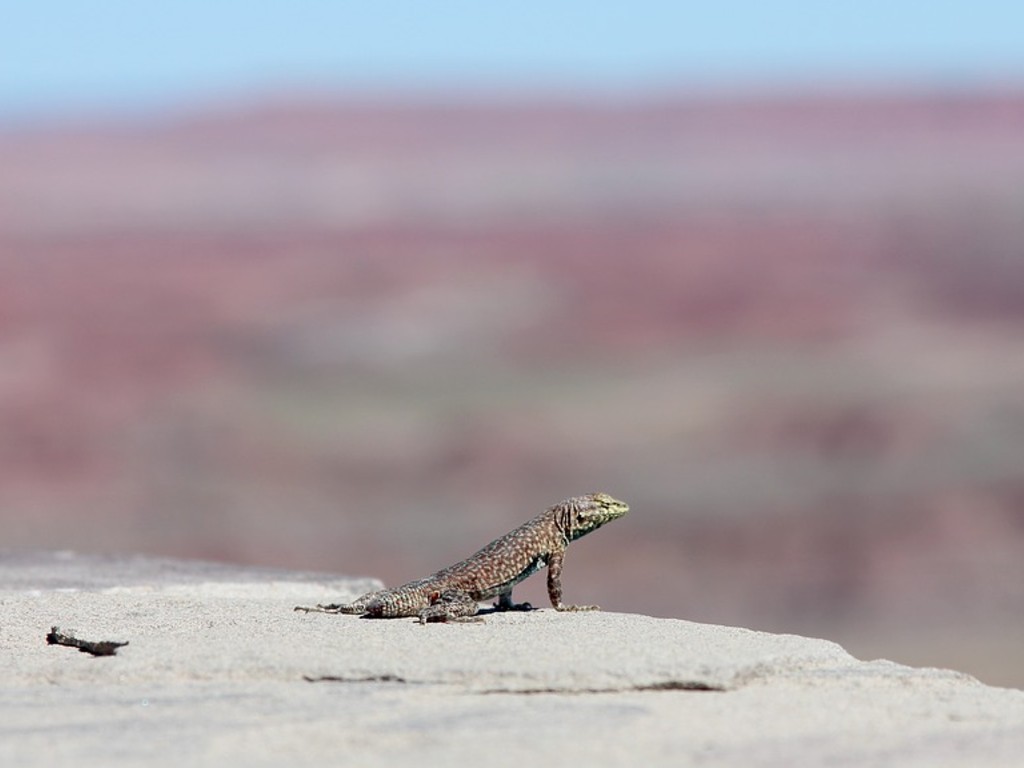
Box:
1;551;1022;768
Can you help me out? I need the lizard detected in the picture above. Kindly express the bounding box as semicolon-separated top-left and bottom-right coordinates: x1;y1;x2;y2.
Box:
294;492;628;623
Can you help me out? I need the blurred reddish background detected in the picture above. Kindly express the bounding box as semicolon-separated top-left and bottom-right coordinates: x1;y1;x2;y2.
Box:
2;90;1023;686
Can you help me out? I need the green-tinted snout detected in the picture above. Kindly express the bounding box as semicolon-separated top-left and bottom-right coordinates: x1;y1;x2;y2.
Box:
570;492;629;537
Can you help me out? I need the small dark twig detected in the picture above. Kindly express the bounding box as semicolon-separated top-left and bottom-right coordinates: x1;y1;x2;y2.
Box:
46;626;129;657
303;674;406;683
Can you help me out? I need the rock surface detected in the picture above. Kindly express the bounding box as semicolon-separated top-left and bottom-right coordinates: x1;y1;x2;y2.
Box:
2;551;1022;767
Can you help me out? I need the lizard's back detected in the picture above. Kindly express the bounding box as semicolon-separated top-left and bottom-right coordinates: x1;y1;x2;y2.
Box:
423;510;562;601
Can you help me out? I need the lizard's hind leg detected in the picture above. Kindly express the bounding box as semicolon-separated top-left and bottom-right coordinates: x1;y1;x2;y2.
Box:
417;589;485;623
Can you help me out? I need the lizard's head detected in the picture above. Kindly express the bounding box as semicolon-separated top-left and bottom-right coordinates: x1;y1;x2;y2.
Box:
560;492;629;541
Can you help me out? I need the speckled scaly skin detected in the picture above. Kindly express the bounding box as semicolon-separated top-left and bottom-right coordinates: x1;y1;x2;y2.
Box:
295;493;629;623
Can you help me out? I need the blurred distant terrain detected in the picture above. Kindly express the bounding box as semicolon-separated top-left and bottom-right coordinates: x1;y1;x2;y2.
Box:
2;90;1023;685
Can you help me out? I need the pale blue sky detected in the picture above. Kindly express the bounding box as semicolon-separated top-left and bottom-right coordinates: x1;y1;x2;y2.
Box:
3;1;1023;118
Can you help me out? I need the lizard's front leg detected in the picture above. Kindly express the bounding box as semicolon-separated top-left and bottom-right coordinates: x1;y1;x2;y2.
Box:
547;551;599;612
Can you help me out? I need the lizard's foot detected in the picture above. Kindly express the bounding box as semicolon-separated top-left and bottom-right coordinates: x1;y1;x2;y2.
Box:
493;591;533;612
555;604;600;612
493;599;534;612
